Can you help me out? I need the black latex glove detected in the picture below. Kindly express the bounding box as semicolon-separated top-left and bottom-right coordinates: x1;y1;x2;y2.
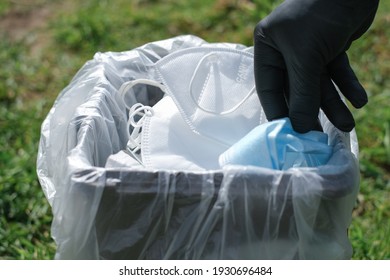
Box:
254;0;379;133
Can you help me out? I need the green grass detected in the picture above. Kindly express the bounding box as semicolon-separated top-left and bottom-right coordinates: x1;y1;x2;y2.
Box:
0;0;389;259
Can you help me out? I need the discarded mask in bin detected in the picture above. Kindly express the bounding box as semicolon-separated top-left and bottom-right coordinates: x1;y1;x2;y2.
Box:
37;35;360;260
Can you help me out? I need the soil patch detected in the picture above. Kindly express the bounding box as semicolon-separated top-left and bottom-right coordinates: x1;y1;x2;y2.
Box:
0;0;74;55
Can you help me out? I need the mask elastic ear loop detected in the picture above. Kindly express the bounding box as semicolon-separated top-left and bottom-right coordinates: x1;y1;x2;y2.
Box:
125;103;154;164
119;78;165;137
118;79;166;164
189;52;256;115
119;78;166;110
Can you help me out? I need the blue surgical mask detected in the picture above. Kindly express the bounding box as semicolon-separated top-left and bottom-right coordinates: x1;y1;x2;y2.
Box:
219;118;333;170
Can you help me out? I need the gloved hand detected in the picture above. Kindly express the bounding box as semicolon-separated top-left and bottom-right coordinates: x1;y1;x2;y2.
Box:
254;0;379;133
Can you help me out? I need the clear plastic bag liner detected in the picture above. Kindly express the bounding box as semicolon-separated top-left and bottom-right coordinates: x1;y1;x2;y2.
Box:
37;35;360;259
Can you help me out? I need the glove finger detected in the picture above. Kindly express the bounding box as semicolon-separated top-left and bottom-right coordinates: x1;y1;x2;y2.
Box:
320;72;355;132
254;34;288;121
286;54;323;133
328;52;368;108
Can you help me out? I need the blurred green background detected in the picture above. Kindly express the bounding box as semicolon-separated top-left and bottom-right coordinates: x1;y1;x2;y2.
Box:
0;0;389;259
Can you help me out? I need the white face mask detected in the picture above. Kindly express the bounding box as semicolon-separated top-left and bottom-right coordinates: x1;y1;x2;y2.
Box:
119;47;262;170
120;80;226;170
154;47;262;146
